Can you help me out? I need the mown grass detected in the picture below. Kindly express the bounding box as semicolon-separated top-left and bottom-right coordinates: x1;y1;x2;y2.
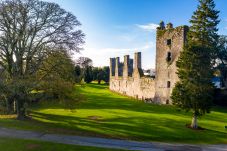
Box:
0;137;123;151
0;83;227;144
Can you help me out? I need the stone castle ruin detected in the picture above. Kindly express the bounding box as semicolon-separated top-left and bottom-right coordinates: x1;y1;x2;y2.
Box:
109;22;189;104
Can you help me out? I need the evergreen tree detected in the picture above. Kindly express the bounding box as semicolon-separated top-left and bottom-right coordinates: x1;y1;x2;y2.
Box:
171;43;214;129
171;0;220;129
84;66;93;83
74;65;82;83
189;0;220;53
97;69;104;84
102;66;110;83
217;36;227;87
92;67;99;81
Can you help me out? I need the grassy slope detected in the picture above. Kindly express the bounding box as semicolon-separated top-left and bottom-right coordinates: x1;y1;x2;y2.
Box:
0;137;123;151
0;83;227;144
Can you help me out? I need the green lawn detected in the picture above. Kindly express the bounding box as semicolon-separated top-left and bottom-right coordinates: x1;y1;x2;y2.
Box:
0;83;227;144
0;137;122;151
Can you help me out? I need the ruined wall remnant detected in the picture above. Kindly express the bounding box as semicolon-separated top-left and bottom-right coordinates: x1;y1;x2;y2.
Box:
109;22;189;104
109;52;155;101
109;58;116;77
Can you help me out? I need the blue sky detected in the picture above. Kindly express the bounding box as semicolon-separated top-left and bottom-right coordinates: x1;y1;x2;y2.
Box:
46;0;227;69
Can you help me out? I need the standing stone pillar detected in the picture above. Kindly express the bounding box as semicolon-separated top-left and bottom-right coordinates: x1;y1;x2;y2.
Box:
115;57;120;78
123;55;129;78
133;52;143;78
109;58;116;77
134;52;141;69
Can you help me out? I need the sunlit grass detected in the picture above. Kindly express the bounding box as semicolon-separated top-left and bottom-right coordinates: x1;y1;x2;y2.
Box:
0;83;227;144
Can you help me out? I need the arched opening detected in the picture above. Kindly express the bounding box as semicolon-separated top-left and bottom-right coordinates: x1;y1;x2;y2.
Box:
166;52;172;62
167;81;171;88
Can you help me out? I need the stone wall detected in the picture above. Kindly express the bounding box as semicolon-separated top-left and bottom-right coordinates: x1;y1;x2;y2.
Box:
109;52;155;101
109;23;188;104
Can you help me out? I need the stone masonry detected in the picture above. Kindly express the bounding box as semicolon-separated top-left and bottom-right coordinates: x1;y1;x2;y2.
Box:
109;22;189;104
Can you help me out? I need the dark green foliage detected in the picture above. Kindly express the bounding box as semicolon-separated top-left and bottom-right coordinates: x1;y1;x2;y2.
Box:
0;76;37;118
74;65;82;83
92;66;109;84
172;43;214;116
189;0;220;51
171;0;219;126
92;67;99;81
97;70;104;84
102;66;110;83
84;66;93;83
216;36;227;86
38;51;84;111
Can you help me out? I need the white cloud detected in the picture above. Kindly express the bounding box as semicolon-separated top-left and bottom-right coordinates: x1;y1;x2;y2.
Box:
74;23;157;69
74;41;156;69
136;23;159;32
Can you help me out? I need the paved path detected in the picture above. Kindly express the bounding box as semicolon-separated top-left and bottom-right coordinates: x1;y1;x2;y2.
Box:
0;127;227;151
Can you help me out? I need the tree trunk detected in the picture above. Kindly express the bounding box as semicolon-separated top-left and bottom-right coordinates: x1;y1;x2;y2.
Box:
16;99;26;120
98;80;101;84
191;114;198;129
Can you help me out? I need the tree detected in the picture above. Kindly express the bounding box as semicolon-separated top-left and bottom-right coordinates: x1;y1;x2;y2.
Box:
92;67;99;81
75;57;93;82
74;65;82;83
0;0;85;119
37;50;83;110
76;57;93;69
171;44;214;129
189;0;220;59
102;66;110;83
97;69;104;84
216;36;227;87
84;66;93;83
171;0;219;129
92;67;109;84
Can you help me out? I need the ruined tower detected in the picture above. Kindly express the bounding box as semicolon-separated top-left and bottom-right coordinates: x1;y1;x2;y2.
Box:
154;22;189;104
109;22;188;104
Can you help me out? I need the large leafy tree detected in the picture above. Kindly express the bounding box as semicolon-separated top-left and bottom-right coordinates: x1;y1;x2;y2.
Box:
0;0;85;119
171;0;220;129
38;50;83;111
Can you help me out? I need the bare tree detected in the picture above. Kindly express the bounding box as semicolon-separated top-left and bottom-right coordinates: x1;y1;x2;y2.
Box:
0;0;85;119
76;57;93;68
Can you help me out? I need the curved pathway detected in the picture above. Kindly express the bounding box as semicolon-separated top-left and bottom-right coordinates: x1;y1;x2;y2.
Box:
0;127;226;151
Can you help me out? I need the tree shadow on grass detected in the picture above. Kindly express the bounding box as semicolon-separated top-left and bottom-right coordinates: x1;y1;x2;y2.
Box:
34;83;227;117
27;111;227;144
23;83;227;144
